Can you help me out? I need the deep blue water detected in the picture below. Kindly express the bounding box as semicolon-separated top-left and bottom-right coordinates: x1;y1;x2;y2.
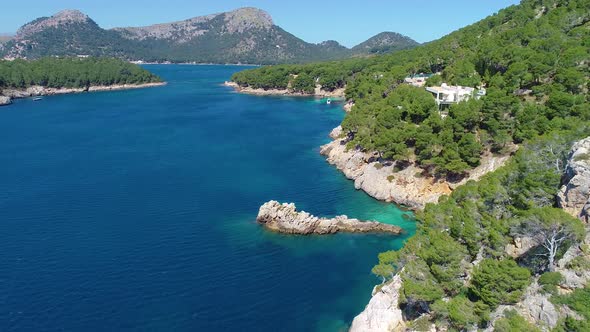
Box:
0;65;415;331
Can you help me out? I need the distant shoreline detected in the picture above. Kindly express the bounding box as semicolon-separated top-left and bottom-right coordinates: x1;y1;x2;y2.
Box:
1;82;167;100
223;81;346;98
137;62;261;67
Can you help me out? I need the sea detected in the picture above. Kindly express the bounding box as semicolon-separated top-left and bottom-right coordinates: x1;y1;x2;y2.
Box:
0;65;415;331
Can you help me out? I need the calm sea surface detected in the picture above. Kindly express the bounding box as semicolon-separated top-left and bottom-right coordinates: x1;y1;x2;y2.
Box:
0;65;415;331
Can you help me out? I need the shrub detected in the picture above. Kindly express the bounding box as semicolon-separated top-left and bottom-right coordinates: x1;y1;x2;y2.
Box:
538;271;563;295
470;259;531;308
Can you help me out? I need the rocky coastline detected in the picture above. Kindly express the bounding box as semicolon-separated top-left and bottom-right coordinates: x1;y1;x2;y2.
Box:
320;126;514;210
0;96;12;106
1;82;166;100
351;136;590;332
224;81;345;98
256;200;402;235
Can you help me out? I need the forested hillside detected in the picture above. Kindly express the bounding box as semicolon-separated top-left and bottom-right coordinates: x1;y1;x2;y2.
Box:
0;57;161;89
232;0;590;329
233;0;589;177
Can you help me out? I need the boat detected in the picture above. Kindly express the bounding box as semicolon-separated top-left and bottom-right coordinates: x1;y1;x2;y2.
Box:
326;98;332;105
32;97;43;101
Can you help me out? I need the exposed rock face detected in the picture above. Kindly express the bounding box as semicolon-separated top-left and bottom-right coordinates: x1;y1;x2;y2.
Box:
224;81;345;98
256;201;402;235
555;232;590;290
505;236;537;258
489;283;560;332
557;137;590;222
350;274;405;332
0;96;12;106
319;128;513;209
115;8;273;43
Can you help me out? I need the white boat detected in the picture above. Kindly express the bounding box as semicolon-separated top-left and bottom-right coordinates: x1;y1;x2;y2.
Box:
32;97;43;101
326;98;332;105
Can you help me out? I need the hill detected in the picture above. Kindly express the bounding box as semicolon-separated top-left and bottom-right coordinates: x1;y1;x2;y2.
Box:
351;31;419;55
231;0;590;330
0;8;418;64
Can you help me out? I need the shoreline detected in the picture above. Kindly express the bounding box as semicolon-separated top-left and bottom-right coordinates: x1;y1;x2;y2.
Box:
320;126;515;210
1;82;167;100
224;81;346;99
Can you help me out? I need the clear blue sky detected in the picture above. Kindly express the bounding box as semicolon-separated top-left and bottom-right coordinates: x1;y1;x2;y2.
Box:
2;0;521;47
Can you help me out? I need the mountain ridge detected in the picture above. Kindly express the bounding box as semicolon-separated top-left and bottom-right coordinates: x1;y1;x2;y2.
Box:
1;8;419;64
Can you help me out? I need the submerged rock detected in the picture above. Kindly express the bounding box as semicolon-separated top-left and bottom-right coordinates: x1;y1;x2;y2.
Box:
558;137;590;222
256;200;402;235
0;96;12;106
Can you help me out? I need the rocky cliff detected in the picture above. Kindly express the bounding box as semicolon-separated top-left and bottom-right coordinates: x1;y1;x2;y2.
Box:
256;201;402;235
0;96;12;106
350;274;405;332
320;126;513;210
557;137;590;222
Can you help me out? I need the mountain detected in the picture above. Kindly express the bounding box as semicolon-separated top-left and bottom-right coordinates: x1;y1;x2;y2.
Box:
351;31;419;55
0;8;418;64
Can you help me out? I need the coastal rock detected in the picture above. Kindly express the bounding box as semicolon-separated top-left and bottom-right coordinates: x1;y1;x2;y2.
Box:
256;201;402;235
224;81;345;98
329;126;343;140
320;130;513;210
0;96;12;106
350;274;405;332
557;137;590;222
343;101;355;113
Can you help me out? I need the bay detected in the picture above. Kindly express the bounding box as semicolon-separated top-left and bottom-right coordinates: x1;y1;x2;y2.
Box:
0;65;415;331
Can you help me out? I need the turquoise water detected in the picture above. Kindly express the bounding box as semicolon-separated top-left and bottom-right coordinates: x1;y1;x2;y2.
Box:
0;65;415;331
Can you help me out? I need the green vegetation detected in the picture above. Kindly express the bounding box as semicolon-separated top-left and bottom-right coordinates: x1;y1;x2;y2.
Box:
552;287;590;331
494;310;541;332
470;259;531;308
0;57;161;89
538;271;563;294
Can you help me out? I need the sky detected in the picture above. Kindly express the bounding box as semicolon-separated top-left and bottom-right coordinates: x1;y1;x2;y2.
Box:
2;0;521;47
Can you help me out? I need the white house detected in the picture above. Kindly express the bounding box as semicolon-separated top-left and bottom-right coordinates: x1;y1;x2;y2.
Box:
426;83;486;106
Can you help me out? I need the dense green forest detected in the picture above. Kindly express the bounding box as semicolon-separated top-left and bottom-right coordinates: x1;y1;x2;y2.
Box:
232;0;590;329
0;57;161;89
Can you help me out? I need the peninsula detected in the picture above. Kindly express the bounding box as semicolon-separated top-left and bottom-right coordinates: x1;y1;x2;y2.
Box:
0;57;163;104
